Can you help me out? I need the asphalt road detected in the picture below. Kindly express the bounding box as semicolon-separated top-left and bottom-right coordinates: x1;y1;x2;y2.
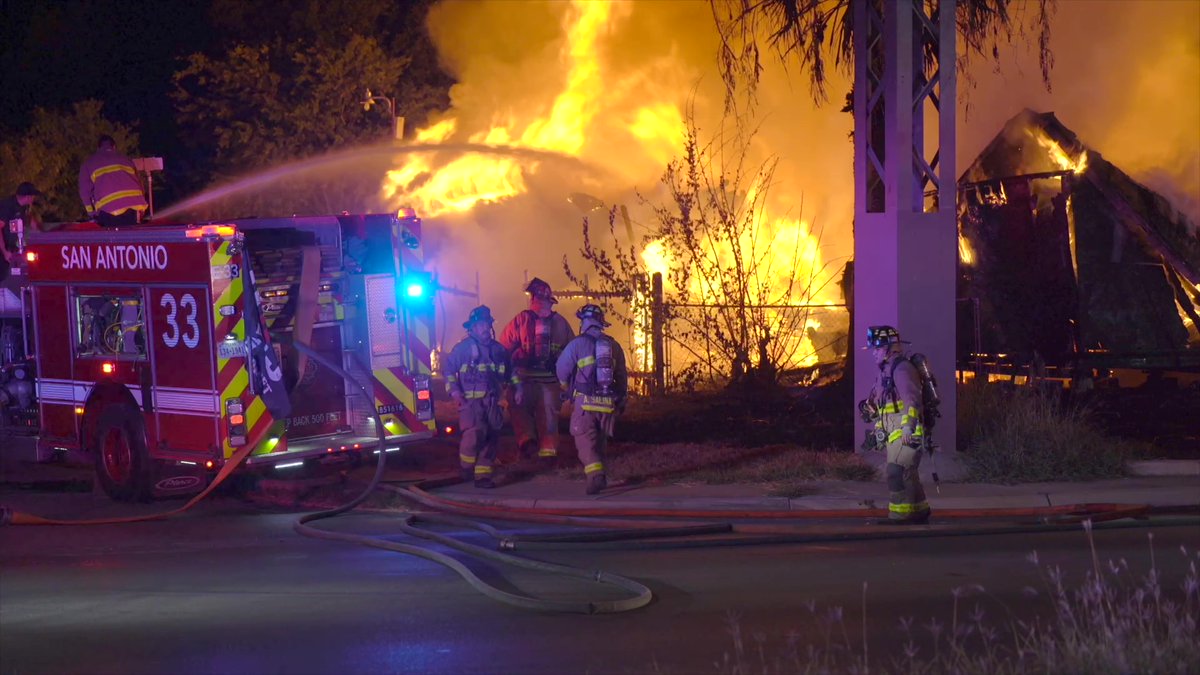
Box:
2;483;1198;675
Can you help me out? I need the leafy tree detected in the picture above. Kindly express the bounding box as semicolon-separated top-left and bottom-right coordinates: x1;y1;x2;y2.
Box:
171;35;419;216
711;0;1056;105
165;0;453;216
0;100;139;224
206;0;452;119
564;112;839;388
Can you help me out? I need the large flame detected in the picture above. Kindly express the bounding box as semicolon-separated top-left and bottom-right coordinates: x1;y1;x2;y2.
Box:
382;0;838;375
381;1;628;217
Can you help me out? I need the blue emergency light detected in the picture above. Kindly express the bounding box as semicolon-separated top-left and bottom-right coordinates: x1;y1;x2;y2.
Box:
401;272;434;303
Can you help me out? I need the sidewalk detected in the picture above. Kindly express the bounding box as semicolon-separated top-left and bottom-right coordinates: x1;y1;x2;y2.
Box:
3;431;1197;515
423;468;1200;514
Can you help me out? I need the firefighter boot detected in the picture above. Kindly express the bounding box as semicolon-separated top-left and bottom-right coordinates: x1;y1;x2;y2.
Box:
519;440;538;460
460;468;473;483
875;511;930;525
474;476;496;489
585;473;607;495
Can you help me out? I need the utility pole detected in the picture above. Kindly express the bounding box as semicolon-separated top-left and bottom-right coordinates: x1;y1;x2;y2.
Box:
853;0;958;451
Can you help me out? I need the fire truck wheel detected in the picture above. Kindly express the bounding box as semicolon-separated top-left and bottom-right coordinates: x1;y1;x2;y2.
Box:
92;404;152;502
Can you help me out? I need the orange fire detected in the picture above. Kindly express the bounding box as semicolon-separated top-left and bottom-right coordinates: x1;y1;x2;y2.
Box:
1030;128;1089;175
380;0;838;374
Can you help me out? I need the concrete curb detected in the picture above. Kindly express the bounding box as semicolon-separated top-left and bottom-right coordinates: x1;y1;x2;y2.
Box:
1128;460;1200;476
427;485;1200;514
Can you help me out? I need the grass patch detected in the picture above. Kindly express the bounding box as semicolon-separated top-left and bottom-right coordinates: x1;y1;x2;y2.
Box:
958;382;1132;483
654;525;1200;674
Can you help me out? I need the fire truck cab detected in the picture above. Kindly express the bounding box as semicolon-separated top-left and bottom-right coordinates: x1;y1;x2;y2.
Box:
16;211;435;501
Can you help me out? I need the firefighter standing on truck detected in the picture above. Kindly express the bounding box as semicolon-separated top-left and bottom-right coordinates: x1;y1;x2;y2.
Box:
445;305;520;489
78;135;148;228
500;278;574;465
861;325;931;524
556;304;627;495
1;182;41;286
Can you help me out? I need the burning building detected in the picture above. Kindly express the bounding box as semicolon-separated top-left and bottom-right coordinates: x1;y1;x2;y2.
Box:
957;109;1200;374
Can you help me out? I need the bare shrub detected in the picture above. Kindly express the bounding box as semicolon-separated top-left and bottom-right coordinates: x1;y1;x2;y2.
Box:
958;381;1129;483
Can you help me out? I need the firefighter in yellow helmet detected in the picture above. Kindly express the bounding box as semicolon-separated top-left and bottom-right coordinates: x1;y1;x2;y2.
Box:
556;304;627;495
861;325;931;524
445;305;520;488
499;278;574;465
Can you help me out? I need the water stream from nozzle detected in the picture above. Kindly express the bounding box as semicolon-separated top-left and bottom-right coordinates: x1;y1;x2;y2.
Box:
156;141;601;220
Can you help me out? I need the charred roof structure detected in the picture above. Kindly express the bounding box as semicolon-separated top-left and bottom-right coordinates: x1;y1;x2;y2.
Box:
957;109;1200;373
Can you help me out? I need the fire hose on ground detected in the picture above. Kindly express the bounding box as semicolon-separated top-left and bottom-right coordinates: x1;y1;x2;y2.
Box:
287;341;657;614
3;341;1198;614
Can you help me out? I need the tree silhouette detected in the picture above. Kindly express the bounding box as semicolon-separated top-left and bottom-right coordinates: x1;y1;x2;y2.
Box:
711;0;1056;106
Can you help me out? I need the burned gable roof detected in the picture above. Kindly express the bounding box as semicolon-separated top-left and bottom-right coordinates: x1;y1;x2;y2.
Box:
957;109;1200;369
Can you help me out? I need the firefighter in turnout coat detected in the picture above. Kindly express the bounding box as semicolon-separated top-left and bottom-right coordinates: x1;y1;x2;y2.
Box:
445;306;520;489
500;278;574;464
78;135;148;227
862;325;931;524
556;304;627;495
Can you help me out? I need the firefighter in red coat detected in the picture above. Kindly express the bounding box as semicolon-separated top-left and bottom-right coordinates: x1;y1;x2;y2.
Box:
78;135;148;228
499;278;574;464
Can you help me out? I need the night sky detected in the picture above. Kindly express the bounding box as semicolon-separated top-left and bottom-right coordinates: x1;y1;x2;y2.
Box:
1;0;215;154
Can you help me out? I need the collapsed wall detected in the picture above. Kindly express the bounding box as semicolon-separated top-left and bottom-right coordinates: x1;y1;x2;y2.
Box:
957;109;1200;372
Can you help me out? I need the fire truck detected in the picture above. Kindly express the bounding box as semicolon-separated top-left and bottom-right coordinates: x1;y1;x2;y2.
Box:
0;210;436;501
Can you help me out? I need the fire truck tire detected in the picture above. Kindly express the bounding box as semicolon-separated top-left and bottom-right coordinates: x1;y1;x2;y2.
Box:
92;404;152;503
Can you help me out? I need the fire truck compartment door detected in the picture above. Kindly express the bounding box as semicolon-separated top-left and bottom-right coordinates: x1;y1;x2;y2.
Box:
146;286;219;454
356;274;403;371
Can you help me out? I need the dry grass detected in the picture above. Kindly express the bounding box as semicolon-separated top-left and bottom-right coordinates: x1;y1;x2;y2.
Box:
660;525;1200;674
958;382;1132;483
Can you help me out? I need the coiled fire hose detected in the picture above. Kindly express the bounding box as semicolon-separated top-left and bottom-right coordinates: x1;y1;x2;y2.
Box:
287;341;656;614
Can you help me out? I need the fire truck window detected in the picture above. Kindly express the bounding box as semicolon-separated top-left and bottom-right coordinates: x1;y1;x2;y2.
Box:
75;294;146;358
341;221;393;275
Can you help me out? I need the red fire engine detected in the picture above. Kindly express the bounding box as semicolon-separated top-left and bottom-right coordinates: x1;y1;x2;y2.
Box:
2;211;435;501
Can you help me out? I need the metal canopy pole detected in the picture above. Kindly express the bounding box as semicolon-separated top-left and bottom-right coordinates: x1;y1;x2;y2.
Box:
853;0;957;452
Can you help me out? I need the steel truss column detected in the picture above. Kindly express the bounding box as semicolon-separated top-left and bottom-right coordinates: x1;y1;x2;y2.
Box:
853;0;958;452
